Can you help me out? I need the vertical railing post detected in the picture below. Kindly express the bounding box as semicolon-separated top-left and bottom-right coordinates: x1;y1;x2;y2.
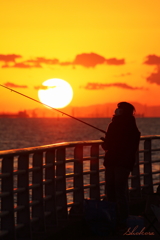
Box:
32;152;45;231
56;148;68;221
74;145;84;210
17;154;31;239
90;144;100;200
130;151;141;199
144;139;153;194
45;150;57;227
1;156;16;239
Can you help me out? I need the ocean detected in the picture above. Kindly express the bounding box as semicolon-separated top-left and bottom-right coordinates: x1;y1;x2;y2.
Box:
0;117;160;151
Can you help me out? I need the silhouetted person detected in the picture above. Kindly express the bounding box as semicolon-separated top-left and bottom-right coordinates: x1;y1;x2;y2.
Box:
101;102;140;229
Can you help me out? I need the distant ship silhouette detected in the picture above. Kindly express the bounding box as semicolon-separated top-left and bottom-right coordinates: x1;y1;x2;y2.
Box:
0;110;29;118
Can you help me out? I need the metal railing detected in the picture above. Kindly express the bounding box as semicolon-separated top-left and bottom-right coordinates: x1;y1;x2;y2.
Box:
0;135;160;239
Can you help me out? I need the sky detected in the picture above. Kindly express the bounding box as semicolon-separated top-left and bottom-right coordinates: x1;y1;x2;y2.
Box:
1;0;160;113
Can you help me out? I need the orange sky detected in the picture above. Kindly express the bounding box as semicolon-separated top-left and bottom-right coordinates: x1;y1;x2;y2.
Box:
1;0;160;113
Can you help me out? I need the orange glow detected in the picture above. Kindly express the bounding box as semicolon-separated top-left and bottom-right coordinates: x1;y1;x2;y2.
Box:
1;1;160;116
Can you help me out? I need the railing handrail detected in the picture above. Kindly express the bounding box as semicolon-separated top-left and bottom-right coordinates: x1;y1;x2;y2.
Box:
0;135;160;157
0;140;101;157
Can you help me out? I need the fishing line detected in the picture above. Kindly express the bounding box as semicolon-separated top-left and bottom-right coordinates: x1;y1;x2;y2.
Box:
0;84;106;134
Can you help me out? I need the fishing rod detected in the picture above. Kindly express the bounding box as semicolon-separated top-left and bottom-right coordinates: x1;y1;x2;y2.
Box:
0;84;106;134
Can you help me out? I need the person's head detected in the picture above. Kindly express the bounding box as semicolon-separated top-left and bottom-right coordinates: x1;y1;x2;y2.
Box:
115;102;135;116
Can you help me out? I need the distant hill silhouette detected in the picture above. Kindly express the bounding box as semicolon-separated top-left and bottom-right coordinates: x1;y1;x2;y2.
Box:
24;102;160;118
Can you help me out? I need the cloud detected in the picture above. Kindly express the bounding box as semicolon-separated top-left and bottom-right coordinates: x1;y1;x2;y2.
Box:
0;52;125;69
106;58;125;65
146;66;160;85
144;54;160;85
27;57;59;65
82;82;145;90
4;82;28;88
34;86;48;90
0;54;60;68
14;62;39;68
14;62;42;68
0;54;22;63
60;62;72;66
2;62;42;68
73;53;106;67
73;53;125;67
34;85;56;90
144;55;160;65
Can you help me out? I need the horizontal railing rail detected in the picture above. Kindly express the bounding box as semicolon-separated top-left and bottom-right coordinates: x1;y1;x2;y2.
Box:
0;135;160;239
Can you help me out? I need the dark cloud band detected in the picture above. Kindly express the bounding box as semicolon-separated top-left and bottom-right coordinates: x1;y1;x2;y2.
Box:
4;82;28;88
144;55;160;65
0;52;125;68
82;82;145;90
144;54;160;85
0;54;22;63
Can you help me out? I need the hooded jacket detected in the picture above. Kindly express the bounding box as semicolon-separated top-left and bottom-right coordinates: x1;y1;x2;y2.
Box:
101;115;141;171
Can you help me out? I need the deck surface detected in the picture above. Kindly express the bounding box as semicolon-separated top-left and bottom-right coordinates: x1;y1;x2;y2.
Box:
34;198;160;240
35;220;160;240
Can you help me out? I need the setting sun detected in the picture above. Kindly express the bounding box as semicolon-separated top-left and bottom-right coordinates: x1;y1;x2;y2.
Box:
38;78;73;109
